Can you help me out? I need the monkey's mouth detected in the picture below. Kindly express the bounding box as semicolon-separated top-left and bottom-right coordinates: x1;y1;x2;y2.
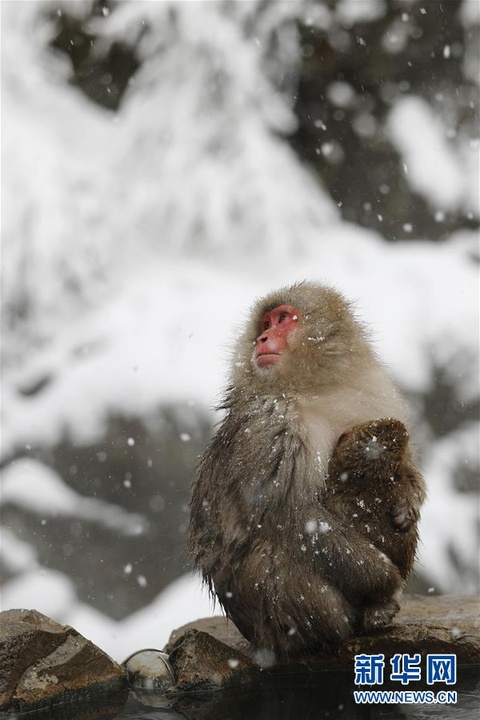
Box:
255;353;281;368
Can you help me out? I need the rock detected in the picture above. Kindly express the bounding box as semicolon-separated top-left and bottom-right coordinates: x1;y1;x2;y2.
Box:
2;596;477;714
345;594;480;667
164;595;480;690
168;629;255;692
0;608;127;715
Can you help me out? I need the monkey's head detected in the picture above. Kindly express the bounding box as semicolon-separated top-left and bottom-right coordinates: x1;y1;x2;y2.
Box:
232;282;373;397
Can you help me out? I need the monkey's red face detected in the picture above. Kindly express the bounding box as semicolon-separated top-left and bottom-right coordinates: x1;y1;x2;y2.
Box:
253;305;300;369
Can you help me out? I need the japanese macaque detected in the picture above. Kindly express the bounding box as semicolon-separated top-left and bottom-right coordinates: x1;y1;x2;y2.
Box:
189;282;425;659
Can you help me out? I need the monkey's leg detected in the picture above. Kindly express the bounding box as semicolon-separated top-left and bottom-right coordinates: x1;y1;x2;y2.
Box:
311;508;404;604
219;542;360;656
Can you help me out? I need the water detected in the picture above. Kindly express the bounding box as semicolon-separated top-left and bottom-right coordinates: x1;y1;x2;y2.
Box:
2;666;478;720
115;665;479;720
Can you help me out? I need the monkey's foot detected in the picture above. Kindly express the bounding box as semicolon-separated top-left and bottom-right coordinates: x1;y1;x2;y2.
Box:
362;598;400;633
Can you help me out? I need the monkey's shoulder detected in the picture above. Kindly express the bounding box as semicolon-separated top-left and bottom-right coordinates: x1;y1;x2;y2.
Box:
217;394;302;440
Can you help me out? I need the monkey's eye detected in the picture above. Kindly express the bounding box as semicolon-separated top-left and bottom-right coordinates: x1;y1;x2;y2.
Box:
263;321;271;331
278;312;288;323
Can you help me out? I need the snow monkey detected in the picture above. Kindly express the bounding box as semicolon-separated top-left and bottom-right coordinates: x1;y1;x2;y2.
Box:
189;282;425;659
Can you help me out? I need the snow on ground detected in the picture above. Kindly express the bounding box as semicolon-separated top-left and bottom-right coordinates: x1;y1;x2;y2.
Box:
1;569;77;621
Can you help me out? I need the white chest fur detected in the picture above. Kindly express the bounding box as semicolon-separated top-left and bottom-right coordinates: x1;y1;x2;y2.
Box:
297;364;406;476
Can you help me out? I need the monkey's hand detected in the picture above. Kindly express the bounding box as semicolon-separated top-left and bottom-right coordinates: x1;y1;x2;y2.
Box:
389;459;425;532
390;497;417;531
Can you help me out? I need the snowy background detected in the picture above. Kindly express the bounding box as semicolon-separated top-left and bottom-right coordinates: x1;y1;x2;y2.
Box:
1;0;479;663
